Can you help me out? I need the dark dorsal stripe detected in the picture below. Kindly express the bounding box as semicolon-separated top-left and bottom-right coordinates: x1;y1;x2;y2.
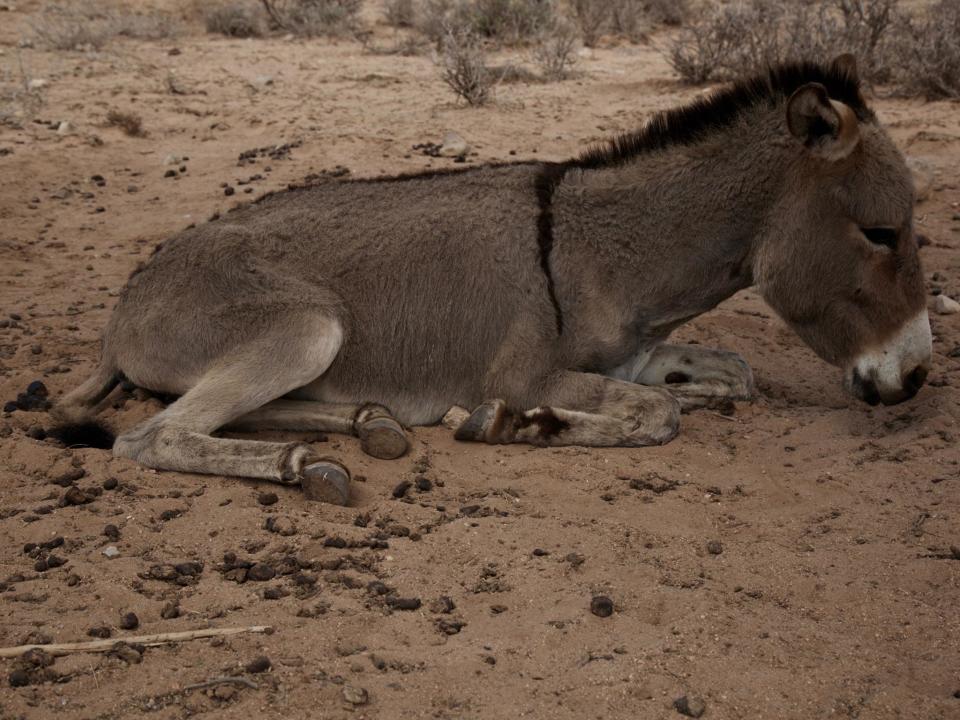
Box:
574;60;873;170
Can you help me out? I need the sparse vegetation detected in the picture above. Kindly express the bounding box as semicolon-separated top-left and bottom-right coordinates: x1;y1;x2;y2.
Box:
384;0;417;27
570;0;607;48
205;1;265;37
893;0;960;99
0;50;44;127
665;0;903;85
533;20;578;80
28;2;178;51
439;26;494;105
105;109;146;137
260;0;362;36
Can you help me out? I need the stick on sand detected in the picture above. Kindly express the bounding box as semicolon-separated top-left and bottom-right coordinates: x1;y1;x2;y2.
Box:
0;626;271;659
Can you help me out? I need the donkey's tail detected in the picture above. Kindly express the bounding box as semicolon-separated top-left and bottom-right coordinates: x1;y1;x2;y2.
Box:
48;360;119;449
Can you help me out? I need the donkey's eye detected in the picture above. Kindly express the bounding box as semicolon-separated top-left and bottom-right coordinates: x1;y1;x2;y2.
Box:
861;227;898;249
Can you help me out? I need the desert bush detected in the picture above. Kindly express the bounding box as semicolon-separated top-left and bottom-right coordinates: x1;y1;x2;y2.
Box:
385;0;416;27
533;20;578;79
665;0;901;85
260;0;362;36
893;0;960;98
0;51;44;127
28;3;178;50
640;0;688;27
205;1;265;37
417;0;554;45
570;0;608;47
439;26;494;104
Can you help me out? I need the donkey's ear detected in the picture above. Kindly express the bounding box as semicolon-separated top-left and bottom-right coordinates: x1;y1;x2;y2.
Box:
830;53;859;82
786;83;860;161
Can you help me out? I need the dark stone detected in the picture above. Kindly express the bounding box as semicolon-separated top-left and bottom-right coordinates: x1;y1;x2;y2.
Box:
590;595;614;618
257;492;278;506
386;596;421;611
674;695;707;718
245;656;271;673
391;480;411;498
247;563;276;581
415;476;432;492
429;596;456;614
9;669;30;687
160;602;180;619
120;612;139;630
103;477;118;490
61;486;92;506
87;626;112;639
103;524;120;541
532;548;549;556
706;540;723;555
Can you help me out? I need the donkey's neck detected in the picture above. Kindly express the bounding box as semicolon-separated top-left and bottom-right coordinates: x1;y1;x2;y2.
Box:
550;124;786;370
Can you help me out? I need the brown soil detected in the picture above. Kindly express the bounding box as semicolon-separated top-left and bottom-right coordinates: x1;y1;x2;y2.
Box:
1;3;959;719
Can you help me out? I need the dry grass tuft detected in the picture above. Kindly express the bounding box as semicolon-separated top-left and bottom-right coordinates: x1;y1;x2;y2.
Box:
439;26;495;105
205;1;265;37
105;109;146;137
260;0;362;37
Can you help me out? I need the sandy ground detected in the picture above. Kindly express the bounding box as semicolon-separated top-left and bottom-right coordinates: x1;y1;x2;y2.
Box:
1;2;959;719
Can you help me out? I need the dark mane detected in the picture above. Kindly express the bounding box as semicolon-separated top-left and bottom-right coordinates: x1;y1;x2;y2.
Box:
574;60;874;170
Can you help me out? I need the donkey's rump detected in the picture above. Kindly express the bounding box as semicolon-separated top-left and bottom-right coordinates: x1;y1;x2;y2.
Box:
106;163;557;413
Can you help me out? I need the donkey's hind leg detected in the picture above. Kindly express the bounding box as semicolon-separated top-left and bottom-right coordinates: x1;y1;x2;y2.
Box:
635;344;754;410
113;318;352;503
456;371;680;448
226;400;409;460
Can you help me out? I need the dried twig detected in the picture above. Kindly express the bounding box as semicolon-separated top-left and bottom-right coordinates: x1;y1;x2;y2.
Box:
0;626;271;659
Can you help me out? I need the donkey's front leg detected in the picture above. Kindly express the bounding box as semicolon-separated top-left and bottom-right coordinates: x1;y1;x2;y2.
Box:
455;372;680;448
634;344;755;410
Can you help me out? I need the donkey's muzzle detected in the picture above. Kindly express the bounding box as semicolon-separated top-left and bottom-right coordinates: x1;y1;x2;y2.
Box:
850;365;927;406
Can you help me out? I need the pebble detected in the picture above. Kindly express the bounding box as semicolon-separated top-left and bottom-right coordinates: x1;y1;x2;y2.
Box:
102;545;120;559
265;515;296;536
934;294;960;315
120;612;139;630
674;695;707;718
706;540;723;555
61;487;93;506
247;563;276;581
341;685;369;705
257;491;278;506
57;121;72;135
9;669;30;687
160;602;180;619
87;626;111;639
391;480;411;498
439;131;469;158
386;596;421;611
590;595;614;618
103;477;118;490
245;656;271;673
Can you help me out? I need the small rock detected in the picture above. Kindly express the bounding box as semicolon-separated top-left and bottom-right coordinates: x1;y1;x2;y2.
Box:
61;486;92;506
213;683;236;700
247;563;276;581
258;491;278;506
391;480;411;498
160;602;180;619
674;695;707;718
9;669;30;687
245;656;271;673
934;294;960;315
386;596;421;611
57;121;72;135
103;524;120;541
429;596;456;614
590;595;614;618
120;612;139;630
706;540;723;555
439;131;469;158
103;477;118;490
341;685;369;705
109;642;143;664
87;626;111;639
102;545;120;559
265;515;296;536
22;648;54;667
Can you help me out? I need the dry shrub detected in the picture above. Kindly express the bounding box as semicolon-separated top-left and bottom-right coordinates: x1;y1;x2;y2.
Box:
418;0;554;45
640;0;687;27
0;51;44;127
205;1;265;37
439;26;494;104
665;0;901;85
570;0;607;47
28;2;178;50
384;0;416;27
533;20;578;80
260;0;362;36
105;109;145;137
894;0;960;99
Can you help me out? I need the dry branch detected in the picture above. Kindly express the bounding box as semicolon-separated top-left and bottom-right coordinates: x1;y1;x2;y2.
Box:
0;625;271;659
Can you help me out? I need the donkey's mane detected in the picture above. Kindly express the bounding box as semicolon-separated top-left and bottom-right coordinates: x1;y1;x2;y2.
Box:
574;60;874;170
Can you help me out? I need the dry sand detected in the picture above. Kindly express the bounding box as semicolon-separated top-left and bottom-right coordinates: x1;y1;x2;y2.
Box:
1;2;959;718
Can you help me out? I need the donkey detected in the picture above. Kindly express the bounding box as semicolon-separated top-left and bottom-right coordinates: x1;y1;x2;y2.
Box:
54;56;931;504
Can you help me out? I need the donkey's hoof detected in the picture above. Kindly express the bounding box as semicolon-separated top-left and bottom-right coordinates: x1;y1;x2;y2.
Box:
358;416;408;460
301;460;350;505
454;399;507;443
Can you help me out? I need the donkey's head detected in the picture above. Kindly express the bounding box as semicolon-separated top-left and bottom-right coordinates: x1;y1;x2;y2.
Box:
755;56;931;406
